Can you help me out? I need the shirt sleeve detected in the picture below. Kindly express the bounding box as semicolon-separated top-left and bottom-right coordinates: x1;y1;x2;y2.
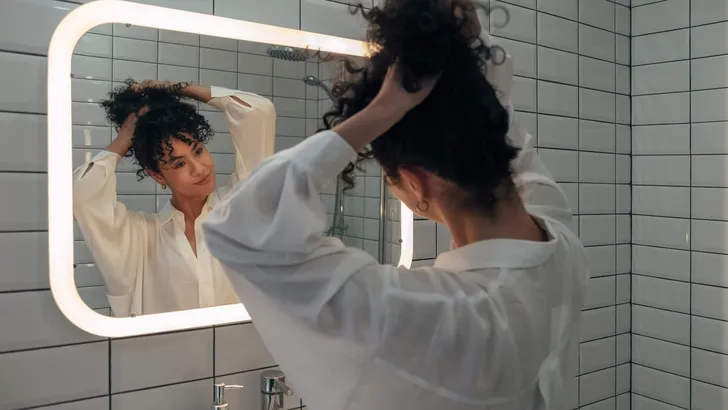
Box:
484;37;574;228
202;131;518;400
72;151;147;317
206;86;276;190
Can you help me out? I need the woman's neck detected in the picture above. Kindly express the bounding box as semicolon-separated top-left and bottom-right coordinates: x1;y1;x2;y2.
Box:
171;194;207;223
442;195;546;249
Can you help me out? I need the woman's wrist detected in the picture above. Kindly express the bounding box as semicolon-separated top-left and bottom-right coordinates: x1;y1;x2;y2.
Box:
334;99;406;152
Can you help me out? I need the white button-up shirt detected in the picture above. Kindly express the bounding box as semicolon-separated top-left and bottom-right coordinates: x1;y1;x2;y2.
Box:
72;86;276;317
203;51;589;409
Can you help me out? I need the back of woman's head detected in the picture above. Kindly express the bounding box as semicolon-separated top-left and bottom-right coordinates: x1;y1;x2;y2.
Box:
325;0;517;214
99;80;213;179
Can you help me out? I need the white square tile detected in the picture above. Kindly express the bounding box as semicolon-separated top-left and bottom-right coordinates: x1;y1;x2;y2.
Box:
414;220;437;260
692;89;728;122
632;245;689;281
692;155;728;187
632;0;689;36
580;57;615;93
692;22;728;59
692;55;728;91
537;115;578;149
616;363;630;395
200;69;237;90
538;13;578;53
616;244;631;274
692;188;728;221
491;2;537;43
580;215;616;246
632;29;689;65
632;334;690;377
580;152;615;183
75;33;113;58
0;173;46;231
580;121;615;155
616;184;631;214
692;316;728;356
632;186;690;218
0;113;47;172
0;232;48;291
584;245;616;277
72;55;112;81
692;250;728;288
110;329;213;393
693;122;728;154
511;77;537;112
632;156;690;186
579;184;616;214
616;34;631;66
0;342;108;409
632;124;689;155
113;37;157;63
537;0;577;20
538;47;578;85
692;0;728;26
580;367;615;406
692;219;728;254
579;0;614;31
616;333;631;364
632;305;690;345
538;149;578;182
112;379;210;410
580;337;616;374
580;24;615;62
692;283;728;322
631;395;682;410
633;93;690;125
585;276;616;309
200;48;237;72
616;303;631;333
616;5;630;36
158;65;198;84
113;23;157;41
158;42;198;67
692;381;728;410
580;89;615;123
112;60;157;82
632;215;690;250
616;274;630;304
692;348;728;388
632;61;689;95
581;306;616;342
496;38;536;78
0;52;47;114
0;0;75;55
538;81;578;117
616;65;631;96
632;365;690;408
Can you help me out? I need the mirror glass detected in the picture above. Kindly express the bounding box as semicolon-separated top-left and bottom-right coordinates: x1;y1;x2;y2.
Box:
70;24;396;318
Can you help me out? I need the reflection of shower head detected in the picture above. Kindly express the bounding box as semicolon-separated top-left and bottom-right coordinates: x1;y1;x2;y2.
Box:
266;45;308;62
303;75;335;102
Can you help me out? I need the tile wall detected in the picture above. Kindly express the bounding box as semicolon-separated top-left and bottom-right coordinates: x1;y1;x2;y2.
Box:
631;0;728;409
0;0;633;409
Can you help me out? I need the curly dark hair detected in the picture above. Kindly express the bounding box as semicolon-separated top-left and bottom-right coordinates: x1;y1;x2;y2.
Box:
323;0;517;214
99;80;214;180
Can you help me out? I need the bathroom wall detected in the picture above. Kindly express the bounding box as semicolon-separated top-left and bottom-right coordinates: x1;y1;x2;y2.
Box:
631;1;728;409
0;0;631;409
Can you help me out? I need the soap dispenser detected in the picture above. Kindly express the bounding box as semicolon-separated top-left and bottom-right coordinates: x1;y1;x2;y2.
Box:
212;382;244;410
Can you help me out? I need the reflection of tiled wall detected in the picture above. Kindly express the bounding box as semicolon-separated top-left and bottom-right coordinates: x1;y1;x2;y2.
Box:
70;23;321;314
631;1;728;408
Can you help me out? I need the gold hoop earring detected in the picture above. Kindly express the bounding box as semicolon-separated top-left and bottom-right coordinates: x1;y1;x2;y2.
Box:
161;184;166;190
416;200;429;213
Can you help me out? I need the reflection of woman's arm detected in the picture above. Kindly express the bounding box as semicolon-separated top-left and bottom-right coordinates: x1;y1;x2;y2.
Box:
73;117;146;317
203;85;276;188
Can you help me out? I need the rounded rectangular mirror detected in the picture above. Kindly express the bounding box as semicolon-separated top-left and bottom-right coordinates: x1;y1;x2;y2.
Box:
49;0;414;338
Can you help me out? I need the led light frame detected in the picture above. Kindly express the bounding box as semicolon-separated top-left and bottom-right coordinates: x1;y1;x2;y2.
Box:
48;0;413;337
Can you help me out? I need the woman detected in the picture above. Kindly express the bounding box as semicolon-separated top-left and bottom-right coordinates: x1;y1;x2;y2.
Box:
203;1;587;409
73;81;275;317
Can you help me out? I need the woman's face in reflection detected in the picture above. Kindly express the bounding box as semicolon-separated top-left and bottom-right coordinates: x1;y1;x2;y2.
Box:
151;134;217;198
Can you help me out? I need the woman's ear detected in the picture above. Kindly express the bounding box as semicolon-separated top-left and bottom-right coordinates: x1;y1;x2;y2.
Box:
399;167;431;201
145;169;166;186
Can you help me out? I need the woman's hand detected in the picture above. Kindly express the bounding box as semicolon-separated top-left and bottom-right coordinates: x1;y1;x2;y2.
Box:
372;64;440;117
131;80;173;91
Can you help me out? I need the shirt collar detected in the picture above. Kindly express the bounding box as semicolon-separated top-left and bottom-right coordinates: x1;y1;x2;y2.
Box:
432;217;559;271
158;192;219;225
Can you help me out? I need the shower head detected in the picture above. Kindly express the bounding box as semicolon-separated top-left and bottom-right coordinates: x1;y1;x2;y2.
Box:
266;45;308;62
302;75;336;102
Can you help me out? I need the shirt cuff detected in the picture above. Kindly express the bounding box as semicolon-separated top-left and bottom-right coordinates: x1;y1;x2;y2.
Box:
288;130;358;190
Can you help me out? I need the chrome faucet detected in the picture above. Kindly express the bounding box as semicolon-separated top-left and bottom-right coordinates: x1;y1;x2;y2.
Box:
211;382;244;410
260;369;293;410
